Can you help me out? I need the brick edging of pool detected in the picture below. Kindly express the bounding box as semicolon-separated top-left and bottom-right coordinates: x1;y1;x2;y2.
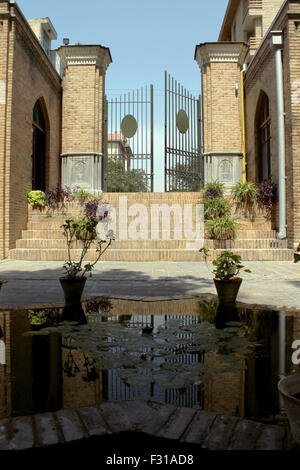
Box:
0;399;293;451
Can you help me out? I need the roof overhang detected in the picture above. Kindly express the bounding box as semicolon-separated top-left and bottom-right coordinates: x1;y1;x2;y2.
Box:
219;0;240;41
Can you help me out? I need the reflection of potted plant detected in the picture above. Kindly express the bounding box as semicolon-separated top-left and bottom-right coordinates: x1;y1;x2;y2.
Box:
28;310;48;331
200;248;251;304
0;280;7;292
59;204;114;304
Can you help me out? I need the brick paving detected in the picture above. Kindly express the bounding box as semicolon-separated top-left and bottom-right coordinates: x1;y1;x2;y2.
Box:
0;260;300;309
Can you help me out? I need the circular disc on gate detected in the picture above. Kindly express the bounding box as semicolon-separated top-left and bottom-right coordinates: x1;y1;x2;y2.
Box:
176;109;189;134
121;114;138;139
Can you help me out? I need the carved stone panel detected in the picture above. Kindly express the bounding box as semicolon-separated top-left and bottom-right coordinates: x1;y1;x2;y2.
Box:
61;153;103;194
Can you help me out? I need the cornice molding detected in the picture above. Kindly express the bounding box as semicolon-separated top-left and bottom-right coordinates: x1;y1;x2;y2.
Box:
58;45;112;73
195;42;249;68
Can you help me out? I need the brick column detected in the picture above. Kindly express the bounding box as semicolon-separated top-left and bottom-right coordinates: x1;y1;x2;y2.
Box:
195;42;248;188
58;45;112;194
0;1;13;259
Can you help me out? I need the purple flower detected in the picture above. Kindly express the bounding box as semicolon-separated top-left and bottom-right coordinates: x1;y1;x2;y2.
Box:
257;180;276;214
85;199;99;219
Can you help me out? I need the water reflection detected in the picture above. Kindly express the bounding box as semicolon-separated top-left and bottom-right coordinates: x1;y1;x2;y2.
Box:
0;297;298;423
62;302;87;324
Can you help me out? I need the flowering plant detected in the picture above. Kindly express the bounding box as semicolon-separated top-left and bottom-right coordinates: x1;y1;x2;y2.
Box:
61;201;115;279
257;180;276;217
45;183;72;208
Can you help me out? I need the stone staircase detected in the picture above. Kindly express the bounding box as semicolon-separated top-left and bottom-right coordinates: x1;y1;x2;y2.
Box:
8;193;293;262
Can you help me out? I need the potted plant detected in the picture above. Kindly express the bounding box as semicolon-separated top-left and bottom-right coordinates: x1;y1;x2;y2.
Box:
60;204;115;304
200;248;251;304
205;216;238;240
27;190;46;209
231;181;258;219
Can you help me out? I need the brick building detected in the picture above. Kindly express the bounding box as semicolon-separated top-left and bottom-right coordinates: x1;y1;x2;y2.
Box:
0;0;111;259
1;0;300;261
195;0;300;248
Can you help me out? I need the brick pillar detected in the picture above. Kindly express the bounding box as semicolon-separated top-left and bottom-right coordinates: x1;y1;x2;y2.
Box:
0;1;13;259
58;45;112;194
195;42;248;188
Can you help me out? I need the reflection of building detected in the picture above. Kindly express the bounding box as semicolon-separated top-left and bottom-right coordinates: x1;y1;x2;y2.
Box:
107;134;132;171
62;340;103;409
203;352;244;417
0;303;298;420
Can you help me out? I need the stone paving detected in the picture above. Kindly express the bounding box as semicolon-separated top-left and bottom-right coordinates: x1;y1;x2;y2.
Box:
0;260;300;309
0;400;291;451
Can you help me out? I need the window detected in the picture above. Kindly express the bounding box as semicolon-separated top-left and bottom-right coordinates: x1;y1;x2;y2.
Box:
255;92;271;181
32;99;47;191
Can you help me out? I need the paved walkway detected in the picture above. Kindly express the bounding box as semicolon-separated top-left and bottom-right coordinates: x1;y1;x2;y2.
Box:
0;260;300;309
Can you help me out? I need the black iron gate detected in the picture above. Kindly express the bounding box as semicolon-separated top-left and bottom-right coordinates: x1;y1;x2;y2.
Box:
164;71;203;192
103;85;154;192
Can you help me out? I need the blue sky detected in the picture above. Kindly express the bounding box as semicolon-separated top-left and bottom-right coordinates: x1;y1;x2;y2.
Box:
17;0;229;191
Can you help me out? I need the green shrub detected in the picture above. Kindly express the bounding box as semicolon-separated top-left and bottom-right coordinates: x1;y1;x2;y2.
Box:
204;197;231;220
212;250;251;280
70;218;98;240
205;216;237;240
203;181;225;199
28;310;47;325
231;182;258;207
73;188;94;202
27;190;46;207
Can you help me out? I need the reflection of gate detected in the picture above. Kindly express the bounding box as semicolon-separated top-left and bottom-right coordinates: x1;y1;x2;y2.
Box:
103;86;154;192
164;71;203;192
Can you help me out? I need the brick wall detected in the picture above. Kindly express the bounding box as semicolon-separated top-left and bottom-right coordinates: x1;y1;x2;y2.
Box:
262;0;286;36
61;65;104;155
202;61;243;154
244;0;300;248
0;1;61;258
0;2;12;260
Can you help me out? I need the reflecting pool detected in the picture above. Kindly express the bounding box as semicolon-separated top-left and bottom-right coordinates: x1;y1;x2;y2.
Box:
0;295;299;423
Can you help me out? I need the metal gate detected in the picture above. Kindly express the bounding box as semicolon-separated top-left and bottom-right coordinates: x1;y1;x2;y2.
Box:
164;71;203;192
103;85;154;192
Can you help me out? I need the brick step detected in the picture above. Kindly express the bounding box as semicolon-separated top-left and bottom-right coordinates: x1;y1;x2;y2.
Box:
204;238;288;249
15;238;288;250
16;238;194;249
26;222;201;232
21;228;280;241
234;221;272;230
8;247;294;262
236;229;277;239
22;221;276;238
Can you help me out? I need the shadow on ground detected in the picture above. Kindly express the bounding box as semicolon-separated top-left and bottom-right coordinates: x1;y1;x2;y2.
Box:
0;264;214;307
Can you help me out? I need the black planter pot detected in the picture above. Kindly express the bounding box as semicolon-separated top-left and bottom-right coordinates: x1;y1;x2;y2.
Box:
0;280;7;291
59;276;87;304
213;277;242;304
62;302;87;324
215;303;240;329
